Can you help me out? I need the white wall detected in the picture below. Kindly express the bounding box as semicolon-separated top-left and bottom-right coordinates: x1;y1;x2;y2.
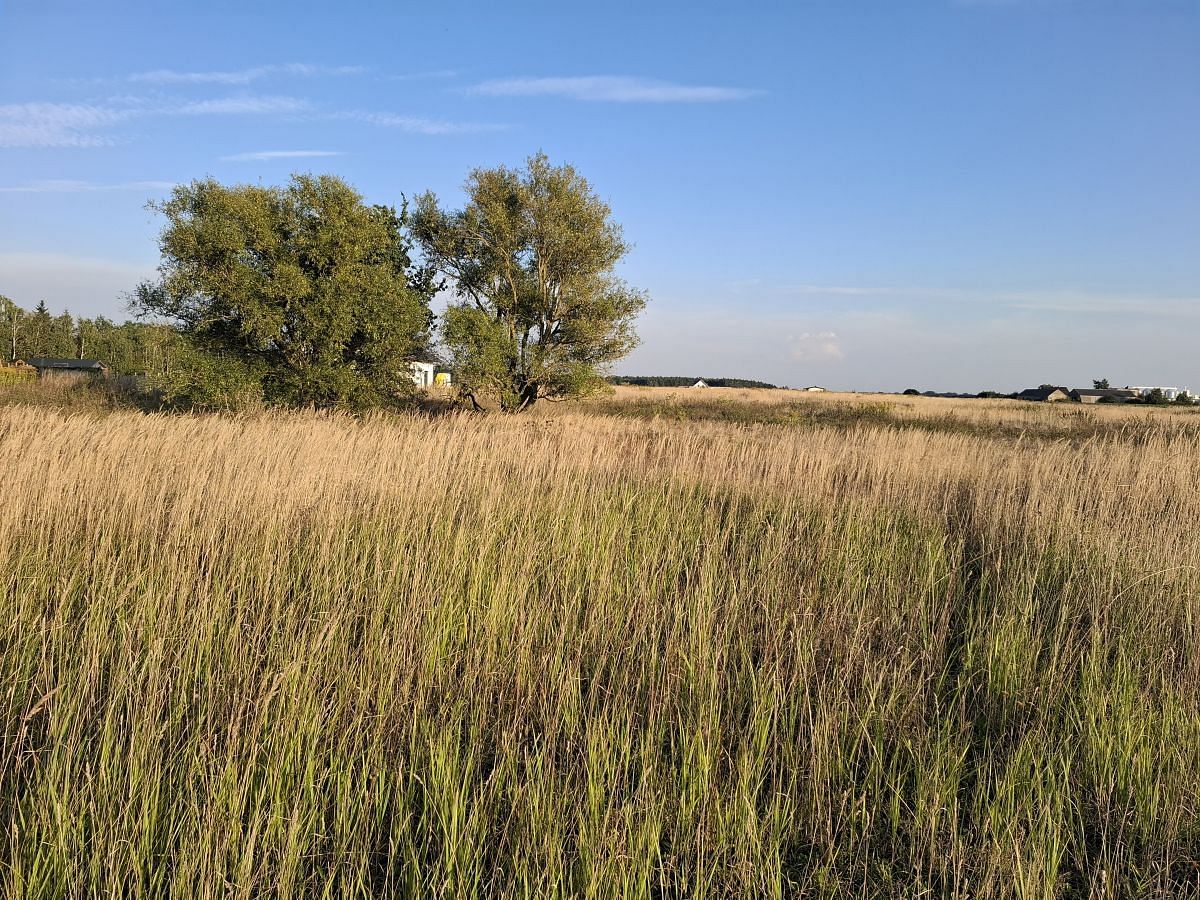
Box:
408;362;435;387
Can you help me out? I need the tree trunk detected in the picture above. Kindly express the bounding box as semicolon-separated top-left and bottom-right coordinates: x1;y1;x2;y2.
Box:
512;381;539;413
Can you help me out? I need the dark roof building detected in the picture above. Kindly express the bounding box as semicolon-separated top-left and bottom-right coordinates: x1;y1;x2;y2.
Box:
22;358;109;376
1016;387;1071;402
1071;388;1139;404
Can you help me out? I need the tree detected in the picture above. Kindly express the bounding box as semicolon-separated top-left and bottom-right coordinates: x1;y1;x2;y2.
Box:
0;297;19;362
1144;387;1167;405
20;301;75;359
412;153;647;412
71;316;182;377
1093;378;1110;390
134;174;435;408
24;301;51;357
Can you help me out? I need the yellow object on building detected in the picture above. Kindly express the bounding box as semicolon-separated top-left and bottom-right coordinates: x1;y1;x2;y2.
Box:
434;372;452;386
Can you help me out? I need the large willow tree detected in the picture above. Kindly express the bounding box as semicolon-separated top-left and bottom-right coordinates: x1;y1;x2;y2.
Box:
412;153;646;412
136;175;435;408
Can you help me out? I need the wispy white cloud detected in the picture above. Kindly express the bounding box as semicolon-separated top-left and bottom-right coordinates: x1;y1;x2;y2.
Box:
385;69;459;82
0;179;175;194
779;284;906;297
993;290;1200;317
952;0;1060;6
466;76;759;103
338;111;507;135
2;93;499;150
173;95;311;116
0;102;133;148
126;63;364;85
221;149;344;162
0;95;313;148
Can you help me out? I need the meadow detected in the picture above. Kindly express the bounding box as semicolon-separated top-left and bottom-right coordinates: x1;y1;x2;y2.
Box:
2;386;1199;897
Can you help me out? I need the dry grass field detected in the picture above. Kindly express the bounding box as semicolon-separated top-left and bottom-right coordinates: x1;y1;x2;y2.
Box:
2;387;1199;897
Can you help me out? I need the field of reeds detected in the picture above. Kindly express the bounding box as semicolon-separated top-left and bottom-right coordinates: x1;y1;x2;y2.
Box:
2;388;1199;897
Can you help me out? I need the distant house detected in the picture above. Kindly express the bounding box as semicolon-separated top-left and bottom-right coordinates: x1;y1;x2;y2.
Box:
22;358;108;378
1016;386;1071;403
691;379;709;389
804;385;827;392
408;361;436;388
1072;388;1139;404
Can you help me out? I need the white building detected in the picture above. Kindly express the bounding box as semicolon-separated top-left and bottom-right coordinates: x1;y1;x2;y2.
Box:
691;379;709;389
409;361;436;388
1127;385;1190;401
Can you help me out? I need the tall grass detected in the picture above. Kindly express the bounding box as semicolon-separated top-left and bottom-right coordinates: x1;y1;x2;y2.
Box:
2;397;1198;897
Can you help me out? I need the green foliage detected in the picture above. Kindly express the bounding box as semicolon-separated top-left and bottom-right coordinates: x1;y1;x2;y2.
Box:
144;338;265;410
0;296;19;362
74;317;184;376
1093;378;1110;389
1;301;75;362
413;153;646;412
135;174;434;409
0;297;187;379
0;366;35;386
18;301;75;359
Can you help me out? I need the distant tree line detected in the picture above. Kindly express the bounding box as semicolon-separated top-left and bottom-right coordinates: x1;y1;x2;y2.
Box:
1;296;183;377
903;381;1195;405
608;376;778;389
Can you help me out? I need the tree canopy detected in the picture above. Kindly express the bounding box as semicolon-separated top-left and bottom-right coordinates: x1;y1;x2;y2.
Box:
134;174;435;408
412;153;646;411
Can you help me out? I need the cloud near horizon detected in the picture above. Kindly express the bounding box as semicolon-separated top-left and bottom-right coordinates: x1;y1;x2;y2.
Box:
621;285;1200;392
466;76;759;103
0;252;155;317
731;281;1200;320
789;331;844;362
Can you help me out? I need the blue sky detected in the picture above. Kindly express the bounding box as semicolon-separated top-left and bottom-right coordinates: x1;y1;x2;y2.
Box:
1;0;1196;392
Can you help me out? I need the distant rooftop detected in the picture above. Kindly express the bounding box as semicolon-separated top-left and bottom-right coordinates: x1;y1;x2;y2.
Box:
23;358;107;372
